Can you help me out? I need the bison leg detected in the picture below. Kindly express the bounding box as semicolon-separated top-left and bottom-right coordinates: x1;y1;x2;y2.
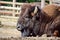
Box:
47;16;60;37
53;30;59;37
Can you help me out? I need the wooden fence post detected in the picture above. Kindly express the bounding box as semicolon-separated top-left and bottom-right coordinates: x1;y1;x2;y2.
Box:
41;0;45;9
49;0;53;4
13;0;16;17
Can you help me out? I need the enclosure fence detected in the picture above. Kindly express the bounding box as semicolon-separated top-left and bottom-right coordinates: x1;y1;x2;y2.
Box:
0;0;26;26
0;0;60;26
0;0;27;17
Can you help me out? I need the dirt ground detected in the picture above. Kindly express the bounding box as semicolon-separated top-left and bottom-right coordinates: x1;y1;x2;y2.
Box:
0;28;21;38
0;26;60;40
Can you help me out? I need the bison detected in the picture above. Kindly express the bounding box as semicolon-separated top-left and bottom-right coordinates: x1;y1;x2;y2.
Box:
17;4;60;37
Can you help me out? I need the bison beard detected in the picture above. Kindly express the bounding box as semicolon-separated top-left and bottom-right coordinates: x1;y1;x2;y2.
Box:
17;4;60;37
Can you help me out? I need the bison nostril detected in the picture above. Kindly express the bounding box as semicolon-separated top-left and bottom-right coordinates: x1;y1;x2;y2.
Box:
17;26;20;28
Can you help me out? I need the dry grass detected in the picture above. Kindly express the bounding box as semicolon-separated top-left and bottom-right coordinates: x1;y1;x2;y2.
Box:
0;28;21;37
0;25;21;38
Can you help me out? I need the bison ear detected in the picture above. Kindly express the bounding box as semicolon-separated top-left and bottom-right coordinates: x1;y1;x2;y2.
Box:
33;6;38;15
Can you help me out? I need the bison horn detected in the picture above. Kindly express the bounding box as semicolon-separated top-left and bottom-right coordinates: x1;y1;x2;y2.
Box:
34;6;38;14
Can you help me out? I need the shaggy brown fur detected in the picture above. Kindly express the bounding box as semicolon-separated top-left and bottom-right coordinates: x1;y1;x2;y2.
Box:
45;16;60;37
17;4;60;37
42;5;60;37
42;4;60;17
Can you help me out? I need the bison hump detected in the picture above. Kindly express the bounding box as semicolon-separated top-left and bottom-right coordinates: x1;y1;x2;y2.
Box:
42;4;58;17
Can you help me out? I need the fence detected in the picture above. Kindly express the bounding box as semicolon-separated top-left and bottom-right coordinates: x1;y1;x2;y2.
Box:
0;0;24;26
0;16;18;26
0;0;60;17
0;0;27;17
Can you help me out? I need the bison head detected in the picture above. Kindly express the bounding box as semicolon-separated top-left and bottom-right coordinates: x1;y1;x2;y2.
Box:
16;4;41;37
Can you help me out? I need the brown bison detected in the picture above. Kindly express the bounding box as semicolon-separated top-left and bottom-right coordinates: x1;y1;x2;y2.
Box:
17;4;60;37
